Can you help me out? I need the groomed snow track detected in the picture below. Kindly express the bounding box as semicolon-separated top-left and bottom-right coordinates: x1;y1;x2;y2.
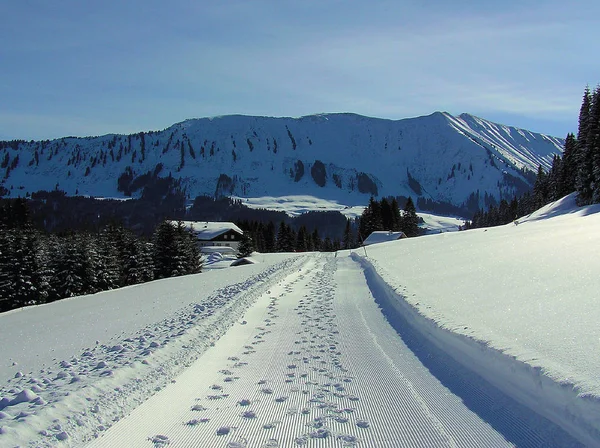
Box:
80;254;587;447
355;253;597;447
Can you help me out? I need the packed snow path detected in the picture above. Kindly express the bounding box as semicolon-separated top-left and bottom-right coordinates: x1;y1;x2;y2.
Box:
85;254;578;448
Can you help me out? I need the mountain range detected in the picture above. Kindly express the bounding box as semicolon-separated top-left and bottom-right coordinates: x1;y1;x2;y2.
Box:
0;112;564;215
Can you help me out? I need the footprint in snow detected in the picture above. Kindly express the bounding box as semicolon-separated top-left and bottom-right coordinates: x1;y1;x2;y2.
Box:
356;420;370;429
216;426;232;436
185;418;209;425
148;434;170;446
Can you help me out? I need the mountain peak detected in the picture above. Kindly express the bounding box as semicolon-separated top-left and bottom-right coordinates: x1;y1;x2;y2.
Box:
0;112;564;216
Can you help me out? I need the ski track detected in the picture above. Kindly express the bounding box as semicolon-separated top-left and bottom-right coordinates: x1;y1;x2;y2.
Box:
86;254;516;448
0;256;304;447
3;252;585;447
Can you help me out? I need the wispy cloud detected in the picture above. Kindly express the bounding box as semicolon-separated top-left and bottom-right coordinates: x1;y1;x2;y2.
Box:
0;0;598;139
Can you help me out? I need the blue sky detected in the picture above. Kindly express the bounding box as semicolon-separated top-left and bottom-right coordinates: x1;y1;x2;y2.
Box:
1;0;598;140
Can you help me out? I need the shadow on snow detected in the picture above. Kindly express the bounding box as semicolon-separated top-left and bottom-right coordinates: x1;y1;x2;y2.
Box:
356;255;583;448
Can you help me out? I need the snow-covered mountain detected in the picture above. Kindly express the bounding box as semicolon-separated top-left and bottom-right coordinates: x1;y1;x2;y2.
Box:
0;112;564;211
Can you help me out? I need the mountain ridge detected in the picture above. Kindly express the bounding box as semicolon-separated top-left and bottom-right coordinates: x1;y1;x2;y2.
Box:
0;111;564;215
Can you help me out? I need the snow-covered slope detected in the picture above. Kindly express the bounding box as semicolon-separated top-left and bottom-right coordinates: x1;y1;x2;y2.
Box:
1;194;599;446
0;195;600;447
0;112;563;211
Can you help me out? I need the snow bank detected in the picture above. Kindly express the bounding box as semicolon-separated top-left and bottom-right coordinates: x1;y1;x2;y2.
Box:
358;194;600;445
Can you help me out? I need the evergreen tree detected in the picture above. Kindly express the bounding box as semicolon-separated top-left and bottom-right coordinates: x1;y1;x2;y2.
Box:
152;221;178;279
380;198;393;231
238;233;254;258
311;228;321;252
93;230;120;290
322;237;333;252
0;227;15;311
576;86;594;204
52;233;96;299
34;233;55;304
561;133;578;195
359;196;383;240
402;197;420;237
390;198;402;231
533;165;549;208
10;226;41;308
263;222;276;253
276;222;295;252
295;226;308;252
590;87;600;203
342;219;354;249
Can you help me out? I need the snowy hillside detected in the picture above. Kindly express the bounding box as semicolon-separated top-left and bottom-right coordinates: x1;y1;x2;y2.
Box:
1;194;599;446
0;112;563;212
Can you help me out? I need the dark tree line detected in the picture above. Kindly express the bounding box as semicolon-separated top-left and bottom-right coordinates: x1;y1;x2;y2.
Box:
466;85;600;229
358;196;420;241
0;199;201;313
236;219;352;254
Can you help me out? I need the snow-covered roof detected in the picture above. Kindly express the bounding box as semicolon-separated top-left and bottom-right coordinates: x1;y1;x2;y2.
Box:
176;221;243;240
363;231;406;246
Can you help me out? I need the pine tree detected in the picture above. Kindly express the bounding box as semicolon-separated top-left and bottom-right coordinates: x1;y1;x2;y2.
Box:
402;197;420;237
590;87;600;203
0;227;15;311
34;233;55;304
533;165;549;208
562;133;578;195
263;222;276;253
10;226;41;308
52;234;96;299
342;219;354;249
295;226;308;252
238;233;254;258
380;198;393;231
276;222;295;252
358;196;383;240
311;228;321;252
153;221;178;279
576;86;594;204
182;226;202;274
390;198;402;231
94;230;120;290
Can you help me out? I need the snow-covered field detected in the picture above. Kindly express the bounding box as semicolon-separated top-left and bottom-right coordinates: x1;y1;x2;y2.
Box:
1;194;599;447
232;194;466;233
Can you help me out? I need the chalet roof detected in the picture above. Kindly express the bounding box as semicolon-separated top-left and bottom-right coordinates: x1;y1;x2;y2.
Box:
175;221;244;240
363;231;407;246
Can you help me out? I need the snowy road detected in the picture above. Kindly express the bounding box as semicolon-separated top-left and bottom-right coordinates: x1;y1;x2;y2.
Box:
83;254;579;448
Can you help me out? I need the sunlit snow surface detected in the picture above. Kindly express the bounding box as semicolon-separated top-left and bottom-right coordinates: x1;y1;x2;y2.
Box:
232;194;466;233
0;194;599;446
